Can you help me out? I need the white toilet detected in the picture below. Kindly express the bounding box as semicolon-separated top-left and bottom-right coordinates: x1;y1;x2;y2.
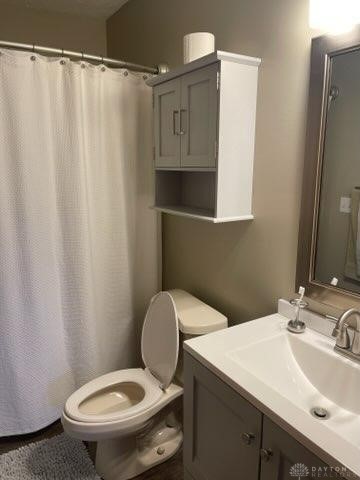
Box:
62;289;227;480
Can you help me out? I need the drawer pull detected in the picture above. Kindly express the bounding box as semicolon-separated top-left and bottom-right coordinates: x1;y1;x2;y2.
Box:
241;432;255;445
260;448;273;462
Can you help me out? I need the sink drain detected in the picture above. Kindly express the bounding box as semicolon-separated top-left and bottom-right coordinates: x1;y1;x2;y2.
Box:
310;407;330;420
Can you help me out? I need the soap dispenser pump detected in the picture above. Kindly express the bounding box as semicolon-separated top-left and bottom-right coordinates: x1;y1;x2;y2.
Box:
287;286;308;334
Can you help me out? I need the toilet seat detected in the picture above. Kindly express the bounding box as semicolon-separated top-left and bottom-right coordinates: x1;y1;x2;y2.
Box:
141;291;179;389
65;368;163;424
65;292;179;425
62;381;183;441
63;292;181;441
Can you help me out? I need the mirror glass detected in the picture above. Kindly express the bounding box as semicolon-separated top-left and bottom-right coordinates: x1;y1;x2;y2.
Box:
315;48;360;294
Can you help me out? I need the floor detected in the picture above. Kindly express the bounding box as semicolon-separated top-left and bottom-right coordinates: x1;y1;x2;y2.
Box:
0;421;184;480
0;420;63;456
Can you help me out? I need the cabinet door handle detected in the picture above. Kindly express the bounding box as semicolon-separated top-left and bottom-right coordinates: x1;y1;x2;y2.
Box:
260;448;273;462
173;110;179;135
179;108;186;135
241;432;255;445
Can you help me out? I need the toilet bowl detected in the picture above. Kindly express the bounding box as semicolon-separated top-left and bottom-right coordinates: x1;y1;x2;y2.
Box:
62;368;183;440
62;290;227;480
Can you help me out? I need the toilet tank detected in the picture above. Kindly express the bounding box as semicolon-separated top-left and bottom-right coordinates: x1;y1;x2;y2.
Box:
167;289;228;385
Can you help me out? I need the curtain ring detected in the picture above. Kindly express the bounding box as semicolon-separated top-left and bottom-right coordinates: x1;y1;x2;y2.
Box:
30;44;36;61
59;48;65;65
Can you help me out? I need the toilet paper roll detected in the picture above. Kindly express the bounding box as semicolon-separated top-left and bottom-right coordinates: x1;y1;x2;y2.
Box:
183;32;215;64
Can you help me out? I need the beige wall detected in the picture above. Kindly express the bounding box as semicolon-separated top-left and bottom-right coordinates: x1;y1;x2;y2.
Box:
107;0;316;324
0;2;106;55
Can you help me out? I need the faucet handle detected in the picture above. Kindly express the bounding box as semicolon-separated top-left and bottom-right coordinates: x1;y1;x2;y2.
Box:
336;325;351;349
331;311;352;348
326;314;341;337
326;313;353;339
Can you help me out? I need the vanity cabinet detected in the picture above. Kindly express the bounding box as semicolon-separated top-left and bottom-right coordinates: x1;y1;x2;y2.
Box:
183;350;262;480
147;51;260;223
184;353;329;480
260;417;327;480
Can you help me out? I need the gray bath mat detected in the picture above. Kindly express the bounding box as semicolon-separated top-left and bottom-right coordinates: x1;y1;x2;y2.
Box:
0;433;101;479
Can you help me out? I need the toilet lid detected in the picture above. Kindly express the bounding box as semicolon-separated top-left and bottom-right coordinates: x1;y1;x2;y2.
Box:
141;291;179;390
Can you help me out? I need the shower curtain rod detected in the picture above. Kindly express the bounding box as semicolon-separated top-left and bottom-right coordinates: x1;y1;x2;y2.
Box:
0;40;169;75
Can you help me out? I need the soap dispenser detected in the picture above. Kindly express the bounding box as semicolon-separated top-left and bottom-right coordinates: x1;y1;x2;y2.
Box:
287;286;308;333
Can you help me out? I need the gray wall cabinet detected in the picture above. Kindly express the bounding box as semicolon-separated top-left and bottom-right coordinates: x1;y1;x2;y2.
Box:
184;352;329;480
153;78;181;168
148;51;260;223
179;63;218;169
153;64;218;170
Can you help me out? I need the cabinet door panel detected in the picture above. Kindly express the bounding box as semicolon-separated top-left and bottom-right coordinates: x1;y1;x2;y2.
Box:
184;352;262;480
260;417;327;480
180;64;218;168
154;79;181;167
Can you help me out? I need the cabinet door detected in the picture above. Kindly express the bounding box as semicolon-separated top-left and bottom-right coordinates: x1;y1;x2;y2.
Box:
260;417;328;480
180;64;218;168
184;352;262;480
153;78;181;168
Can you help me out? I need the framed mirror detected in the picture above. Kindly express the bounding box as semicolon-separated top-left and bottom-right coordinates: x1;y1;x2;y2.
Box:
297;28;360;309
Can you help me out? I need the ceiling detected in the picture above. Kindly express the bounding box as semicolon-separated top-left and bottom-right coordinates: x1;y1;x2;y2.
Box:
3;0;130;19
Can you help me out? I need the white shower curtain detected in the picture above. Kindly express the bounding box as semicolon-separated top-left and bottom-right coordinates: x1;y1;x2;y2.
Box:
0;49;159;436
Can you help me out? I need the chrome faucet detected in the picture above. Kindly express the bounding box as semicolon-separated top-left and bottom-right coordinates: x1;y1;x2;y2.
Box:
332;308;360;362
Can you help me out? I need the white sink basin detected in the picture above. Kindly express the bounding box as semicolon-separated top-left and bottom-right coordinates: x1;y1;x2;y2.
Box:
184;313;360;477
228;328;360;415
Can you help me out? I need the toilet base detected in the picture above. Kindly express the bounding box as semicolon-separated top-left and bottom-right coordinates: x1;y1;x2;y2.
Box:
95;411;183;480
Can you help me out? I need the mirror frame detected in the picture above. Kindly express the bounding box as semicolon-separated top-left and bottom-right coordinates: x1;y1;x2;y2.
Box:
297;27;360;310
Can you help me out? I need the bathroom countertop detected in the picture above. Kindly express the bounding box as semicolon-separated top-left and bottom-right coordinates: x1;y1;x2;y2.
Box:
184;312;360;479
